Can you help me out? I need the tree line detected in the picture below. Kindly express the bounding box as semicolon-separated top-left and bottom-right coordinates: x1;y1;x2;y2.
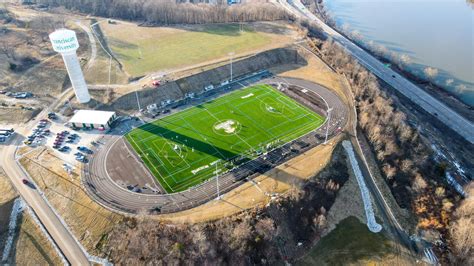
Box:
32;0;291;25
310;37;469;263
103;145;349;264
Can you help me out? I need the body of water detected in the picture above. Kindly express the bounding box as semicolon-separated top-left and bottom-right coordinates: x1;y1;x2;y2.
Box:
324;0;474;106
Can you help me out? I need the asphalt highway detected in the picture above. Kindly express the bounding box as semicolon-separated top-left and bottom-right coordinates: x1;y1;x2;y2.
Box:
0;88;91;265
281;0;474;144
82;78;349;214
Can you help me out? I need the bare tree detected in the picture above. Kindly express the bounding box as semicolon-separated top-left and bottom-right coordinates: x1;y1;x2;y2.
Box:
423;67;439;81
450;183;474;264
255;217;275;241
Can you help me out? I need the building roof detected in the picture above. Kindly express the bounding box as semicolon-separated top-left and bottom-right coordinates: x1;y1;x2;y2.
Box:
68;110;115;125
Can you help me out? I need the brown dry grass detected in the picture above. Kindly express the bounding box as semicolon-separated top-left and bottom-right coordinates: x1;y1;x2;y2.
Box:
17;136;341;227
84;46;129;85
0;168;16;204
19;149;123;254
12;212;63;265
100;21;298;77
323;165;366;234
273;46;352;107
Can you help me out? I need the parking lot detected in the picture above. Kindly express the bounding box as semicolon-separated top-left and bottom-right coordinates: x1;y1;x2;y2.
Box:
25;112;106;166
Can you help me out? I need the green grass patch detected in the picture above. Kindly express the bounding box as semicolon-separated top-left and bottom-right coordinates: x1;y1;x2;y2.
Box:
103;23;274;77
298;216;392;265
126;84;324;193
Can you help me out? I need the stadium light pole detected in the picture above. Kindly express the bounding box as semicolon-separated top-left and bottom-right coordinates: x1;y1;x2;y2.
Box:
229;52;235;81
135;90;141;112
324;107;333;145
215;163;221;200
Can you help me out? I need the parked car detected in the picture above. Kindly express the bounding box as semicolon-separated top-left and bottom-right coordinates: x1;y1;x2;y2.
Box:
77;146;93;154
58;146;70;152
76;156;88;163
48;112;57;119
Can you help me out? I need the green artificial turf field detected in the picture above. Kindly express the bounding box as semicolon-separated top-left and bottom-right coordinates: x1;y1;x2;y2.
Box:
126;84;325;193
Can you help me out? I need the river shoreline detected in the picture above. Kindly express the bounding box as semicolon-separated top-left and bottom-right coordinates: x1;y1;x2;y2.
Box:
314;0;473;121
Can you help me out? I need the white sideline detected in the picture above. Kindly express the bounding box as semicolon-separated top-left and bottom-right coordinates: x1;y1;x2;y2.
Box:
342;140;382;233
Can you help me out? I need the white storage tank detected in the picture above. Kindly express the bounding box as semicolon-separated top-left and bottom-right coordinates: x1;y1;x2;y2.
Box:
49;29;91;103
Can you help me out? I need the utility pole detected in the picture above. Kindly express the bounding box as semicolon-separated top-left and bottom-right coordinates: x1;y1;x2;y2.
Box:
324;107;333;145
228;52;235;81
108;57;112;84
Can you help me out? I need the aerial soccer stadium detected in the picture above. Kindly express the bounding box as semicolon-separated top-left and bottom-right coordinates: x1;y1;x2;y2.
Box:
125;84;325;193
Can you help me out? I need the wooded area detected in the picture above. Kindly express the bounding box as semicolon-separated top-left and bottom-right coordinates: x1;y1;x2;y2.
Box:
310;38;471;264
33;0;290;24
104;145;349;264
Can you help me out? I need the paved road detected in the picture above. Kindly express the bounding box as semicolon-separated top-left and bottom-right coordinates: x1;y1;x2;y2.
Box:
0;88;90;265
82;78;348;214
1;137;90;265
279;0;474;144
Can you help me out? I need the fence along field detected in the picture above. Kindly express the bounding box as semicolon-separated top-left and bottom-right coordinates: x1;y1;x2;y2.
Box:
126;84;325;193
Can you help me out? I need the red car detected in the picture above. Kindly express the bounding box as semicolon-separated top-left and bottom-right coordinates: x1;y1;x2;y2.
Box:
22;179;29;185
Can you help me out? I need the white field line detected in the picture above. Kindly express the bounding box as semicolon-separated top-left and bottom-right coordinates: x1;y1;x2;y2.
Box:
204;107;255;151
342;140;382;233
155;140;191;169
232;96;279;138
127;84;327;193
178;116;228;159
130;135;175;191
149;149;179;185
1;198;25;262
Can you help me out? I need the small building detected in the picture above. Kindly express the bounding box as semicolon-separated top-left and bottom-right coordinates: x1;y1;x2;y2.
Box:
68;110;116;130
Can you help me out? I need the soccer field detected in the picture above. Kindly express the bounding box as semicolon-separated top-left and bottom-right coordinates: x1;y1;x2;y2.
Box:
126;84;325;193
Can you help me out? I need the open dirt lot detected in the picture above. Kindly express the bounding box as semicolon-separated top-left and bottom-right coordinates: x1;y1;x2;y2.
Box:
100;21;299;77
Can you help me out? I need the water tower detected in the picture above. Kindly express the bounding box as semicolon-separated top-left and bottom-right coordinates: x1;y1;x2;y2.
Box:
49;29;91;103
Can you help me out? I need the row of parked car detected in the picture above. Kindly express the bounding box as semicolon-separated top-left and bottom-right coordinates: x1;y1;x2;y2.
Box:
53;131;77;151
53;131;93;162
0;128;14;143
25;119;51;146
75;146;93;163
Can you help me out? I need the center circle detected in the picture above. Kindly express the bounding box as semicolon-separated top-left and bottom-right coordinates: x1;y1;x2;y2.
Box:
213;119;241;136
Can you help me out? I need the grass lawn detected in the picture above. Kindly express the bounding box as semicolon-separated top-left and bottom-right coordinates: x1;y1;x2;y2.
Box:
101;22;292;77
126;84;324;193
298;216;393;265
